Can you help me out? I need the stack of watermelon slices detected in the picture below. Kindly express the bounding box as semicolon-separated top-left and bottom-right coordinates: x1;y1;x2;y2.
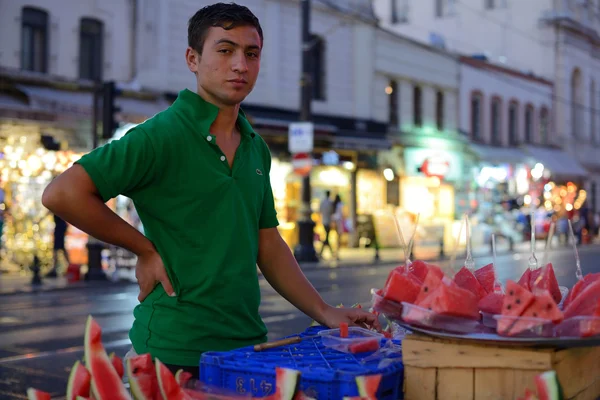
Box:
25;316;310;400
374;260;482;331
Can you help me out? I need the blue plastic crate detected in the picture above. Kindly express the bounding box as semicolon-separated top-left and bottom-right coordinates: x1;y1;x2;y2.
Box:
199;326;404;400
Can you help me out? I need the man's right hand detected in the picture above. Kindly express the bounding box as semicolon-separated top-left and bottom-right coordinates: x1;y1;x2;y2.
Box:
136;250;175;302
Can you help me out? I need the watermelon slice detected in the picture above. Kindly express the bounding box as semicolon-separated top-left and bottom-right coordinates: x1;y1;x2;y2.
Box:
534;370;564;400
563;273;600;309
382;269;422;304
109;353;124;379
453;266;488;301
348;338;380;354
356;374;382;399
175;370;193;388
497;280;536;334
474;263;495;294
518;269;532;290
66;360;91;400
339;322;349;338
156;358;188;400
564;280;600;319
425;281;480;319
265;367;301;400
26;388;52;400
83;316;132;400
520;291;564;323
126;353;158;400
530;263;562;304
516;388;540;400
478;292;505;315
414;265;445;304
408;260;434;282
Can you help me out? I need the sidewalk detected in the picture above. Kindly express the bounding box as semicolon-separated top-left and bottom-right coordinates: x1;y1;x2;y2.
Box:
2;239;588;295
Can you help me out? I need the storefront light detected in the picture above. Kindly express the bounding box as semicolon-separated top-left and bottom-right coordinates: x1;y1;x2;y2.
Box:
343;161;355;171
524;194;532;205
531;163;544;180
383;168;395;182
566;203;573;211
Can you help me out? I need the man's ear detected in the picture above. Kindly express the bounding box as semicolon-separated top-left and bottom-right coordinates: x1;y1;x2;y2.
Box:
185;47;200;74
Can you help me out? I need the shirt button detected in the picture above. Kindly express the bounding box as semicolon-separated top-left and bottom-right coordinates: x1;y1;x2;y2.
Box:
207;136;212;141
220;156;226;161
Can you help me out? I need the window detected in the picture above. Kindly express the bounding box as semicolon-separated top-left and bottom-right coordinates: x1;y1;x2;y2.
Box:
525;105;534;143
435;0;444;17
471;92;483;140
539;107;549;144
311;35;326;101
591;80;596;143
508;101;519;145
485;0;495;9
413;85;422;127
491;97;501;145
571;68;583;137
79;18;104;81
21;7;49;73
391;0;398;23
436;90;444;131
388;80;399;128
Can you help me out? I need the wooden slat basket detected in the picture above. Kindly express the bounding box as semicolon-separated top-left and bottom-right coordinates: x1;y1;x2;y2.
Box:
402;333;600;400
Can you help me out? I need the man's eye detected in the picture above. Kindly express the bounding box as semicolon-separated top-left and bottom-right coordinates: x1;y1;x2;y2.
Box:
218;49;231;54
247;52;259;58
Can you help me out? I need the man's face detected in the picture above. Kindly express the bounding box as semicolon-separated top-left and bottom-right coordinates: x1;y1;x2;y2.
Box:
186;25;261;107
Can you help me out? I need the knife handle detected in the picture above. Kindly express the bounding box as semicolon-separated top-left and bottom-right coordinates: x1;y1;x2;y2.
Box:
253;336;302;351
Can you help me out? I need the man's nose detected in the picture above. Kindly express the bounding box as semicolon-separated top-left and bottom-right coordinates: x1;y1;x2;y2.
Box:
232;51;249;73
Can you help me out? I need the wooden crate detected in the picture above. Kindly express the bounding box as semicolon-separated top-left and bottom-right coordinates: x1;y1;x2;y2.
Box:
402;334;600;400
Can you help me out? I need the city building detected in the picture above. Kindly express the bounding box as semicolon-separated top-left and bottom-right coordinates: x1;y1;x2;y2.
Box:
372;0;600;213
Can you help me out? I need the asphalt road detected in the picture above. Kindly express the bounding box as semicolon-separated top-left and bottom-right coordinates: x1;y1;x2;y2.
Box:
0;244;598;399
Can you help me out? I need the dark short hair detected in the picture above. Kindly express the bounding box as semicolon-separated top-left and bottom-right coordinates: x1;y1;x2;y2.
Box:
188;2;263;54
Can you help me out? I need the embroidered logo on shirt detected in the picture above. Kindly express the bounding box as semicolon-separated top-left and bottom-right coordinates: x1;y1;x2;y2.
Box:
256;169;263;176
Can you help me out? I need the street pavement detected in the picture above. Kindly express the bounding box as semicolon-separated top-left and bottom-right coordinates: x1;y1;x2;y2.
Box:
0;244;599;399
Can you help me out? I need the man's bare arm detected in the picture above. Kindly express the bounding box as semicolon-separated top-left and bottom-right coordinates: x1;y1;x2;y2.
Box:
41;165;155;257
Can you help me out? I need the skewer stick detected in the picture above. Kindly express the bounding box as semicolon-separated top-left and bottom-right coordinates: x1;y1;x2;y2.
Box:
391;212;410;267
450;215;466;273
541;222;555;268
528;210;538;270
491;234;504;293
464;213;474;270
567;219;584;281
407;213;420;262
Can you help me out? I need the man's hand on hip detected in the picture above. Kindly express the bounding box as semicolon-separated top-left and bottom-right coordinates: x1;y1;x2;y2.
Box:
136;250;175;302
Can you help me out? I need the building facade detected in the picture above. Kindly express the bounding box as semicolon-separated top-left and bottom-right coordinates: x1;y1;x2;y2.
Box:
372;0;600;213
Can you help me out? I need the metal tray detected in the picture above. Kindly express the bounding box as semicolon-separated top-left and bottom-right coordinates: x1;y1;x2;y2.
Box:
396;321;600;348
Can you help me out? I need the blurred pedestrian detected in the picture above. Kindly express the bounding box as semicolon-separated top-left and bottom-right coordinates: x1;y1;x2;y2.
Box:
46;213;70;278
319;190;333;258
332;194;344;260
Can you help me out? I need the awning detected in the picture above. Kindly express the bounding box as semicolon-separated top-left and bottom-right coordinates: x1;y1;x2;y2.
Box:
116;97;171;121
332;136;392;151
16;84;93;117
469;143;529;165
522;145;588;180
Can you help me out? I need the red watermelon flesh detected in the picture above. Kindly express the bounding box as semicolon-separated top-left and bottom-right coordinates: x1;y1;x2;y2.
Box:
453;267;488;301
502;280;535;316
356;374;382;398
478;292;505;315
520;291;564;323
530;263;562;304
126;353;158;400
430;283;480;319
414;265;445;304
474;263;495;294
408;260;434;282
66;360;91;400
563;273;600;309
383;269;422;304
518;269;532;290
26;388;52;400
564;280;600;319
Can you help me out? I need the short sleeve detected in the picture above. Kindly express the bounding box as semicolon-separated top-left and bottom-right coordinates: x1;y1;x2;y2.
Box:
258;143;279;230
75;126;156;202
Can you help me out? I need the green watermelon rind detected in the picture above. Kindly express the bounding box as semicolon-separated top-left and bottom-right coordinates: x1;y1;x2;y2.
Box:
83;315;132;400
355;374;382;398
26;388;51;400
535;370;564;400
126;355;155;400
66;360;91;400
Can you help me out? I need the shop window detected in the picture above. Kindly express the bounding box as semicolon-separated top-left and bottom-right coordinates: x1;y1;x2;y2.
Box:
387;80;399;128
79;18;104;81
525;104;534;143
485;0;495;9
391;0;398;23
539;107;549;144
436;90;444;131
413;85;422;127
508;101;519;145
311;35;326;101
470;92;483;141
21;6;49;73
591;80;596;143
571;68;583;138
435;0;444;17
490;97;502;145
386;178;400;206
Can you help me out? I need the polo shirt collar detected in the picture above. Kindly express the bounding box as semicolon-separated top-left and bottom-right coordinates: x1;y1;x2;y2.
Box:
172;89;256;139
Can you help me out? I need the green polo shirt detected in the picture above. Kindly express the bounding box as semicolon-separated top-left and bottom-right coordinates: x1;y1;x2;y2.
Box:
75;89;279;366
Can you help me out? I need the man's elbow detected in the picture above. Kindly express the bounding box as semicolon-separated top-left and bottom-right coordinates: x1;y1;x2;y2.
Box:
41;181;63;212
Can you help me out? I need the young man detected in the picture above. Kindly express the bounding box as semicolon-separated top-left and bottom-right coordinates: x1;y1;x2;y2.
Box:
42;3;378;377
